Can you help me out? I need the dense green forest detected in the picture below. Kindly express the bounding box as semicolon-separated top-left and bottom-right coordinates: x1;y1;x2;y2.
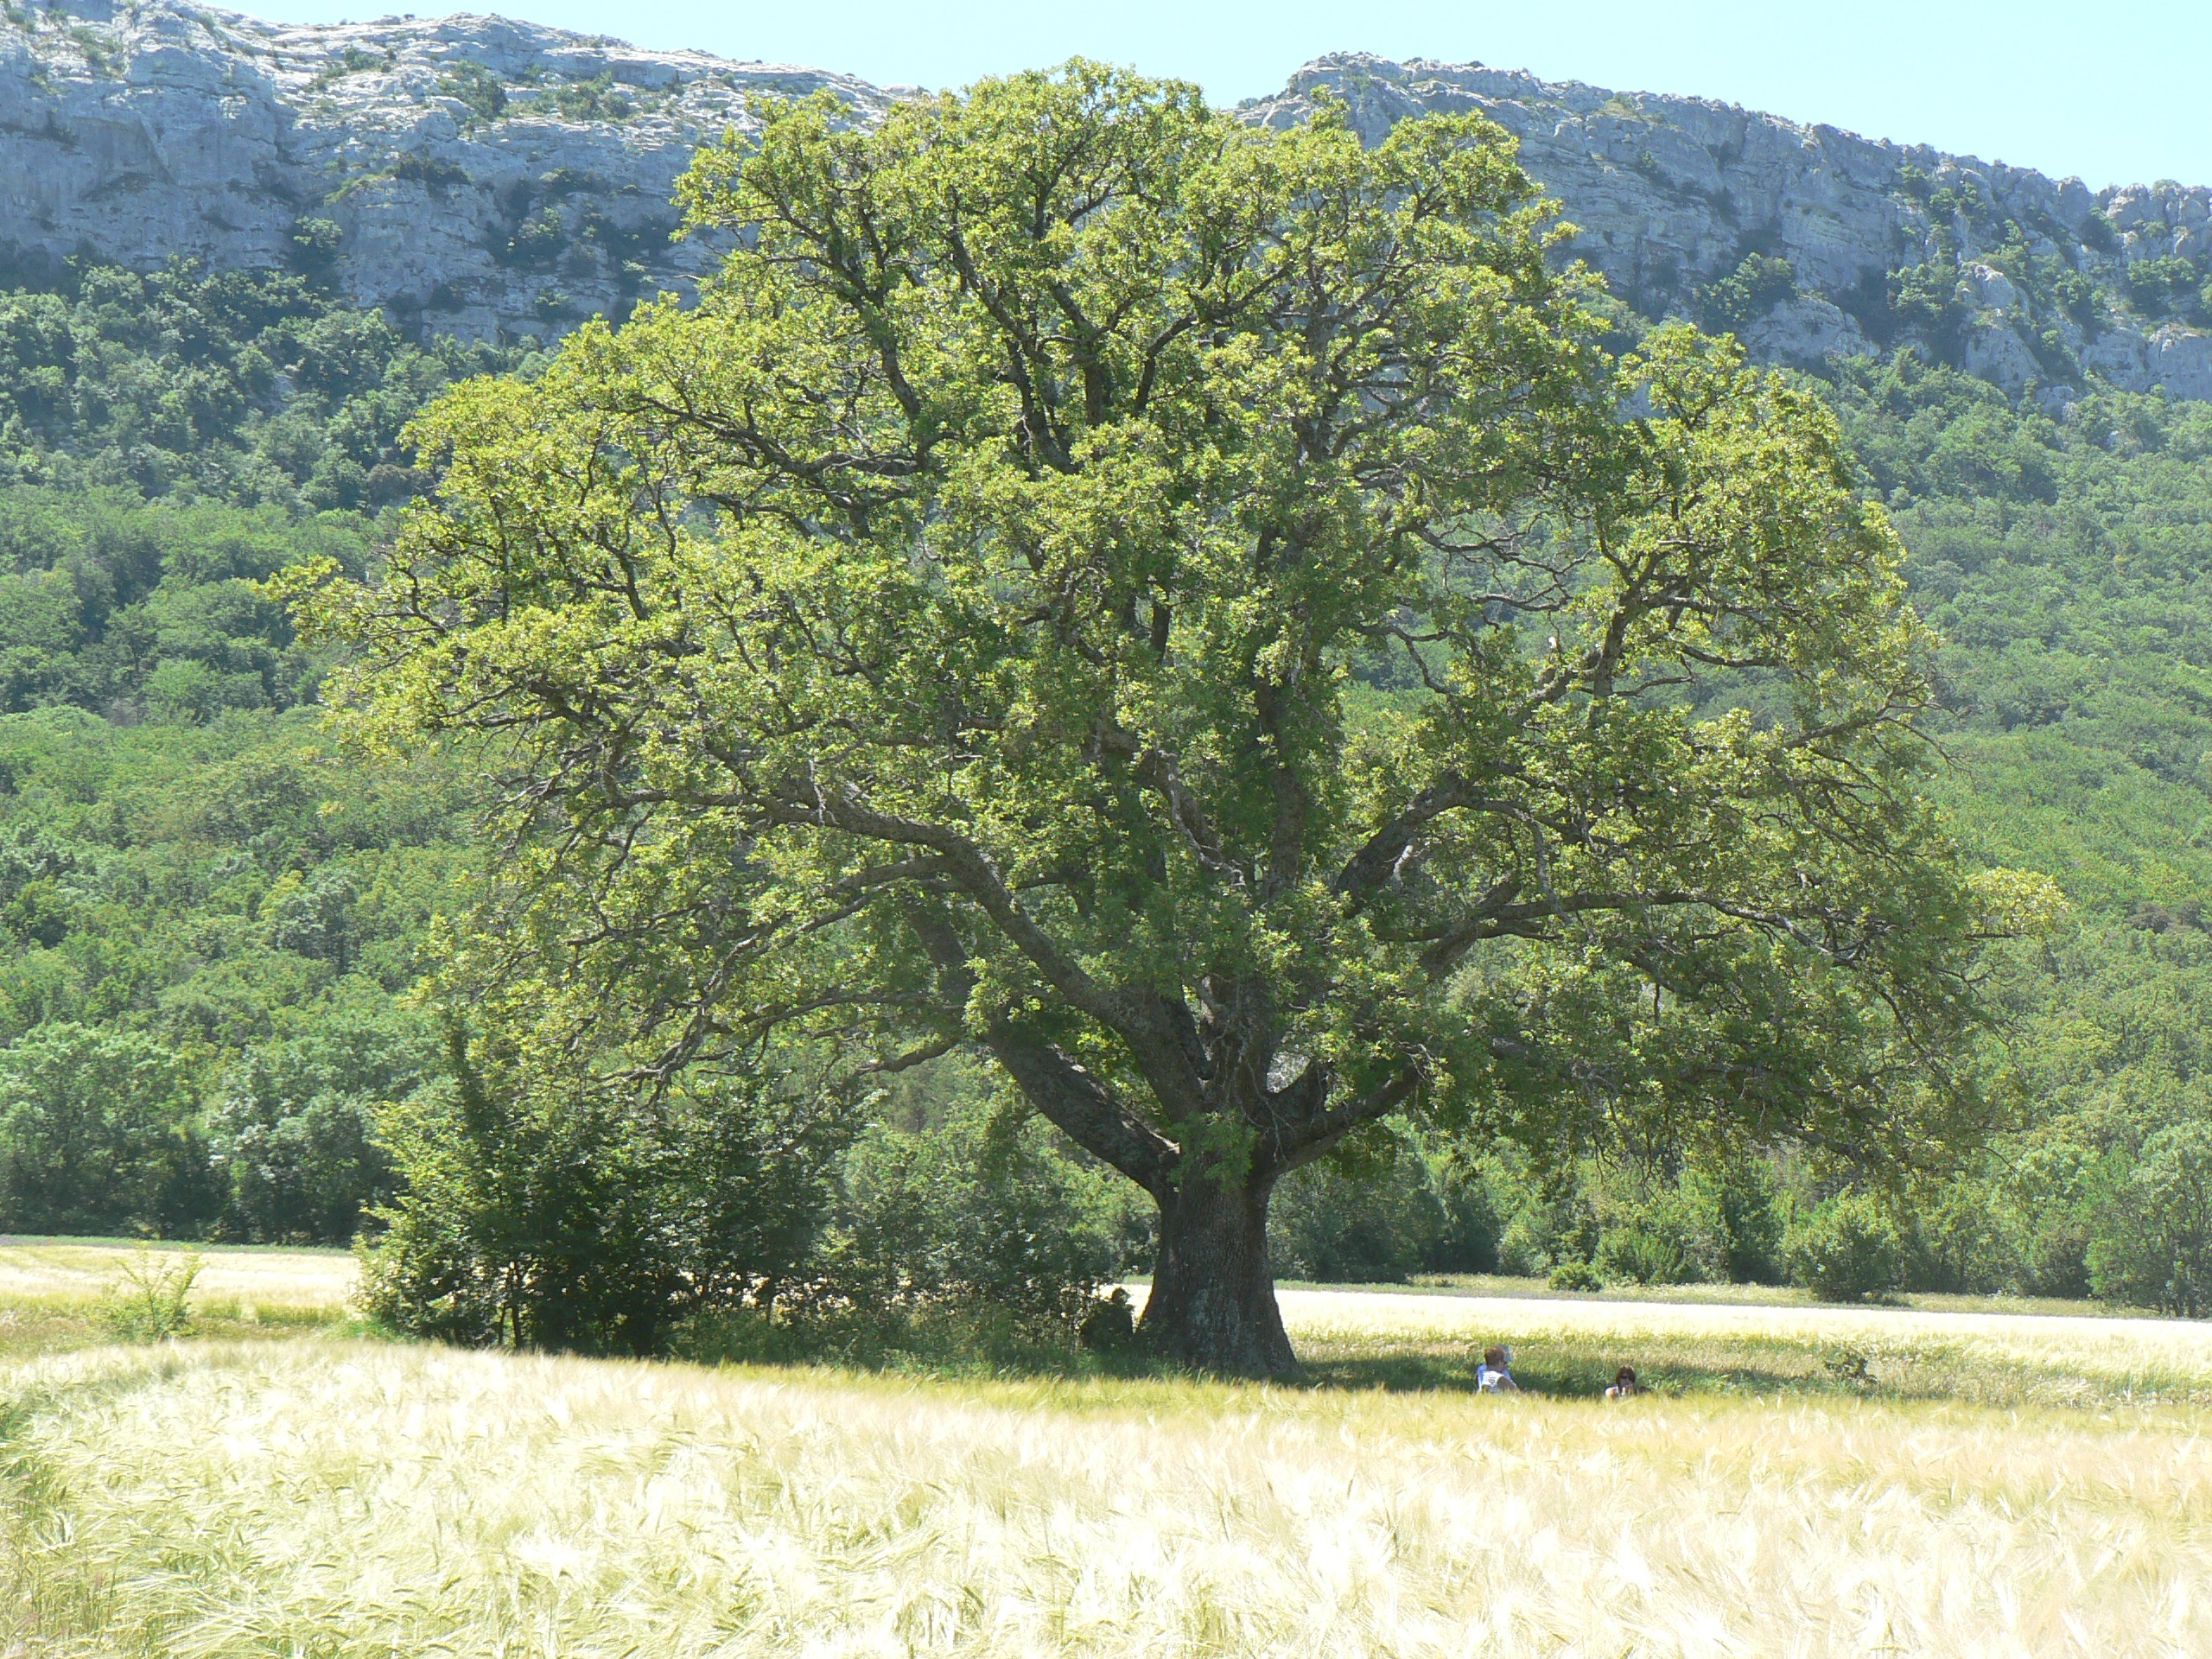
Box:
1;251;2208;1322
0;264;482;1242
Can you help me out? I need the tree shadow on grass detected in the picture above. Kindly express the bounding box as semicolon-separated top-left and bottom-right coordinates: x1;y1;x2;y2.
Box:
677;1306;2180;1409
1294;1338;2185;1410
678;1307;1911;1402
1300;1348;1858;1402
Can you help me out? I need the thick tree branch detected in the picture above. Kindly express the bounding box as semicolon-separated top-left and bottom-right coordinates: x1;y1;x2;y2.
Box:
902;903;1179;1194
765;783;1132;1032
1335;773;1478;899
1266;1067;1424;1177
983;1024;1180;1198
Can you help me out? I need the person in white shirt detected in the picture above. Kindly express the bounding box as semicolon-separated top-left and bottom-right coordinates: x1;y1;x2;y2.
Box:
1605;1364;1642;1400
1476;1344;1520;1392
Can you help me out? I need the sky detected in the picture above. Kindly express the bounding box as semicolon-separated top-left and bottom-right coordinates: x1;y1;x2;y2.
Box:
252;0;2212;191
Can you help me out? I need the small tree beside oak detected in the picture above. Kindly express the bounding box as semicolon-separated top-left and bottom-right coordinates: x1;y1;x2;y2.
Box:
295;66;2051;1376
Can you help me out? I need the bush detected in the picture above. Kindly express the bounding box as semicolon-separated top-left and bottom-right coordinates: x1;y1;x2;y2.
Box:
823;1099;1136;1335
1700;251;1798;332
2086;1121;2212;1316
1712;1161;1789;1284
260;1015;1140;1358
1589;1162;1731;1287
434;63;506;123
1268;1137;1509;1284
1785;1193;1904;1302
1422;1161;1504;1274
1594;1224;1696;1286
1269;1138;1447;1283
1077;1287;1136;1351
358;1026;838;1355
1482;1154;1780;1288
289;217;343;275
1491;1162;1599;1280
212;1014;436;1243
97;1245;202;1341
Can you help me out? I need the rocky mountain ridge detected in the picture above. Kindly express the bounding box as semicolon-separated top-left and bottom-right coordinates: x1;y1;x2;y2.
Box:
0;0;890;344
1253;56;2212;405
3;4;2209;402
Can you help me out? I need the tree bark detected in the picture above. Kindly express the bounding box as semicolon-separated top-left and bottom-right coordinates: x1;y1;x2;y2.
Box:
1138;1167;1300;1378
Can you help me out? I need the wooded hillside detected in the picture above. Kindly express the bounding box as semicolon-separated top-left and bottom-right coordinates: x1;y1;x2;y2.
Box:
0;238;2205;1315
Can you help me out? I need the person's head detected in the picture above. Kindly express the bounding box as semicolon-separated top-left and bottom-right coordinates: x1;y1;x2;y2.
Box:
1484;1345;1509;1370
1615;1365;1637;1389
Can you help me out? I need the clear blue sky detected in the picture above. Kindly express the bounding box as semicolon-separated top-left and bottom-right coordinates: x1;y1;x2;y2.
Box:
260;0;2211;190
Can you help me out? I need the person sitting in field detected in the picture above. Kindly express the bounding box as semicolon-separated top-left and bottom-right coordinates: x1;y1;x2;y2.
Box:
1476;1344;1520;1392
1605;1365;1642;1400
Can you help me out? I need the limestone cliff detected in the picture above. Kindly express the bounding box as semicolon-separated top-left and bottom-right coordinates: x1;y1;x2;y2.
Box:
3;7;2208;402
1249;54;2212;405
0;0;887;344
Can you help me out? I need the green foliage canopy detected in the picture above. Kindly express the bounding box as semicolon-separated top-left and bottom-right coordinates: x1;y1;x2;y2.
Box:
0;1020;205;1234
2085;1119;2212;1317
302;67;2030;1371
0;262;523;511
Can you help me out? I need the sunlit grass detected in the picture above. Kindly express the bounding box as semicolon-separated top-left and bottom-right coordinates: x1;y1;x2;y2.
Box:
0;1238;353;1315
2;1268;2210;1653
0;1239;355;1359
3;1338;2209;1657
1272;1286;2212;1408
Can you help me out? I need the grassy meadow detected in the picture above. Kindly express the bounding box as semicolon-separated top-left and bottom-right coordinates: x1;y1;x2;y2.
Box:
0;1246;2208;1656
1282;1282;2212;1408
0;1239;356;1362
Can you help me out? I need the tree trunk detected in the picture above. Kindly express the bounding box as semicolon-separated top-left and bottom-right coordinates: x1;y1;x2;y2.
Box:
1138;1168;1300;1377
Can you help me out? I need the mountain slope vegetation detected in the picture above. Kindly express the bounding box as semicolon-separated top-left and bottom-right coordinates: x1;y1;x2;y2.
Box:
0;263;488;1241
0;226;2205;1313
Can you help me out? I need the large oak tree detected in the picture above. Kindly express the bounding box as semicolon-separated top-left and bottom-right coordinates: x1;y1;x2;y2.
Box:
299;66;2041;1375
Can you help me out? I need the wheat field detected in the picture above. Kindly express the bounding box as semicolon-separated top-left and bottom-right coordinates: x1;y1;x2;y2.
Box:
0;1238;354;1319
1276;1284;2212;1407
0;1274;2209;1656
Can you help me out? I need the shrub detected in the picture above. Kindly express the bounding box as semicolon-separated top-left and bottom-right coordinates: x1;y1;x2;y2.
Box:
1700;252;1798;332
1268;1140;1510;1284
1423;1161;1505;1274
289;217;342;276
2122;252;2200;319
2086;1121;2212;1316
1588;1161;1730;1287
1077;1287;1135;1351
1785;1193;1904;1302
1712;1161;1789;1284
434;63;506;123
1595;1224;1695;1287
1269;1138;1448;1283
211;1014;436;1243
1468;1152;1791;1288
1491;1162;1600;1280
97;1245;202;1341
822;1100;1136;1335
358;1026;838;1355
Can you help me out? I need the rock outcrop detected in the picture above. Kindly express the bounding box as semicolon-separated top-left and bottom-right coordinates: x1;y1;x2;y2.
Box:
1249;54;2212;404
3;8;2209;400
0;0;888;344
